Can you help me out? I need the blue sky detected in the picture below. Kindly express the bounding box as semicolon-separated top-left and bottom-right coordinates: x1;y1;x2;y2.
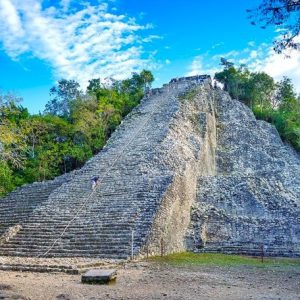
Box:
0;0;299;113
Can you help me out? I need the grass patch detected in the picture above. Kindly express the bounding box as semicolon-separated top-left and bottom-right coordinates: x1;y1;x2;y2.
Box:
148;252;300;267
178;88;199;102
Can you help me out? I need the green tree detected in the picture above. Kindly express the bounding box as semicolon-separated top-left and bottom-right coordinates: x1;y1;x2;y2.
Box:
0;97;27;169
87;79;102;97
214;60;299;151
71;94;105;154
0;161;14;196
21;117;48;158
276;77;298;112
0;94;28;195
215;59;251;103
247;72;275;111
140;69;155;91
45;79;82;118
248;0;300;53
215;60;275;110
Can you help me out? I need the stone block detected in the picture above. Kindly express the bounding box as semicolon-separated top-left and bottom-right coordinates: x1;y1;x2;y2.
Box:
81;269;117;284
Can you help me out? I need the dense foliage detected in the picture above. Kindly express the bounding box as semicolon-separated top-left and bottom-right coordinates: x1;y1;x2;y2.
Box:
0;70;154;196
215;59;300;152
247;0;300;53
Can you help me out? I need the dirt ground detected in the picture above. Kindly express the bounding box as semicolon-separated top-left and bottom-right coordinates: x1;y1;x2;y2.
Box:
0;262;299;300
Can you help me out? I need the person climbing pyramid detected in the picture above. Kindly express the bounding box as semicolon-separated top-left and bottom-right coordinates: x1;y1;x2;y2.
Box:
91;176;100;191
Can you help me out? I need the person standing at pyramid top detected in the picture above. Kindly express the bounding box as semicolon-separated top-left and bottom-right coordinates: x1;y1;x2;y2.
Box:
91;176;100;191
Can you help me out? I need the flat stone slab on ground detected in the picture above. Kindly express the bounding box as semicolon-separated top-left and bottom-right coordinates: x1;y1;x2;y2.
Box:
81;269;117;284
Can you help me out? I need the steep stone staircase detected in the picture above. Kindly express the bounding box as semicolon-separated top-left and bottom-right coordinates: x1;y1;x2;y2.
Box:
0;75;212;258
0;175;71;236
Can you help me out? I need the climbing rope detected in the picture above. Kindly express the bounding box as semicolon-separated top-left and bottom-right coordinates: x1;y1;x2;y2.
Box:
38;90;172;257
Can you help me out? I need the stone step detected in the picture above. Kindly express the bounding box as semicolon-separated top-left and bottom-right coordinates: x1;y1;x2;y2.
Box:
0;251;129;259
12;230;146;239
8;234;146;242
0;264;79;274
196;247;300;257
3;237;135;245
0;243;133;251
18;225;136;232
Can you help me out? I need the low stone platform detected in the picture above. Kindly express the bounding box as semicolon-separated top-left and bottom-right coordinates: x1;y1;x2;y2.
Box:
0;256;124;274
81;269;117;284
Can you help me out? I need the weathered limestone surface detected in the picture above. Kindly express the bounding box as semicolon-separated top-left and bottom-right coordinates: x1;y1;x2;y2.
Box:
143;83;217;255
186;91;300;256
0;76;299;259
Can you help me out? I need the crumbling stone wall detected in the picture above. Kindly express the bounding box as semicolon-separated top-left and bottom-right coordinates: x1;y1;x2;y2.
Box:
186;90;300;256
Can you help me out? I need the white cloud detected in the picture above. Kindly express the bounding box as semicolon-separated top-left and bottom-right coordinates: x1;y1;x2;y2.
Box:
142;35;162;43
212;50;241;61
186;55;218;77
60;0;72;11
250;50;258;59
256;40;300;91
0;0;156;87
0;0;27;55
211;42;224;49
186;56;204;76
